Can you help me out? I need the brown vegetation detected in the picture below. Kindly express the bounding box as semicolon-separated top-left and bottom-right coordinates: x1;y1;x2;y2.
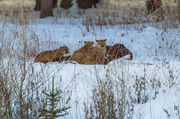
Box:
146;0;162;14
34;46;69;63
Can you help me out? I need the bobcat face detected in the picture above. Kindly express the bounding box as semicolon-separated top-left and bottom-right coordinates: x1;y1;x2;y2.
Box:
59;46;69;54
96;39;107;48
84;41;94;48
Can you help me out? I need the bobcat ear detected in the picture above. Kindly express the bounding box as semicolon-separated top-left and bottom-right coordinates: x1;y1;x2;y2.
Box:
84;41;88;44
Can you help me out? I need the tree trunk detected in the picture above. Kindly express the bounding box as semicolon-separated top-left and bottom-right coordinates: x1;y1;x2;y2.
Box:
34;0;57;11
178;0;180;21
60;0;73;9
40;0;54;18
34;0;41;11
53;0;58;8
77;0;99;9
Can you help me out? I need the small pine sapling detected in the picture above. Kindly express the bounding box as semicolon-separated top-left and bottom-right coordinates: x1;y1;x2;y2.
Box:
39;78;71;119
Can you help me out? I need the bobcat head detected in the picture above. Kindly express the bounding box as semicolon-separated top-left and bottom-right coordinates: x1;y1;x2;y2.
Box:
83;41;94;48
96;39;107;48
59;46;69;54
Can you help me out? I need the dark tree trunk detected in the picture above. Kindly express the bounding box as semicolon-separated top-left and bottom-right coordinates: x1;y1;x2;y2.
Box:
35;0;57;11
60;0;73;9
40;0;54;18
178;0;180;21
77;0;99;9
34;0;41;11
53;0;58;8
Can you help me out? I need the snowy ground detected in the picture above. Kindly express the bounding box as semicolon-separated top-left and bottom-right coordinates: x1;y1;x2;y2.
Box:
0;15;180;119
31;17;180;119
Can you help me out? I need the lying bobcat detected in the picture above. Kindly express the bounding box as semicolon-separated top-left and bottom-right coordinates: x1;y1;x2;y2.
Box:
70;41;95;64
70;39;108;64
106;44;133;62
49;41;94;63
94;39;107;64
34;46;69;63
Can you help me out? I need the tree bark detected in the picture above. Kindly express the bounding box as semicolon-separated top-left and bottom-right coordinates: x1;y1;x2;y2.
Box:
178;0;180;21
77;0;99;9
60;0;73;9
40;0;54;18
34;0;41;11
53;0;58;8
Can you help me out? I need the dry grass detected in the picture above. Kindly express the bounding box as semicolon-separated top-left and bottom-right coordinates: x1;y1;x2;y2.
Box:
109;0;177;6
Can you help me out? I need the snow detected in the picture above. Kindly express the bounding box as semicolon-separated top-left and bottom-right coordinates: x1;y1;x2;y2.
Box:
1;16;180;119
134;87;180;119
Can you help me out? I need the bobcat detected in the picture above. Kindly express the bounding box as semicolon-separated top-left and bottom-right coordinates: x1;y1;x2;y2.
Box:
70;41;95;64
70;39;108;64
34;46;69;63
95;39;107;63
96;39;107;48
106;44;133;62
83;41;94;49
